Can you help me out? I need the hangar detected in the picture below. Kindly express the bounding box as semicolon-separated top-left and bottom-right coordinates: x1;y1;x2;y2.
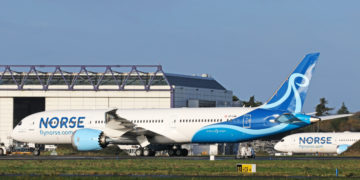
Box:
0;65;232;145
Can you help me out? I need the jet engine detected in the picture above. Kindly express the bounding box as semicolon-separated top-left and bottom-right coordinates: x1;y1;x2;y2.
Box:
71;128;108;151
336;144;350;154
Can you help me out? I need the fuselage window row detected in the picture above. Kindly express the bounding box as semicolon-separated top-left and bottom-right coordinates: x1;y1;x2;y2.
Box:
129;120;164;123
126;119;226;124
178;119;223;123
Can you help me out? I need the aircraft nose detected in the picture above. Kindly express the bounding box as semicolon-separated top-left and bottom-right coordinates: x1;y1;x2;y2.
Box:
11;126;24;142
274;143;282;152
11;126;19;140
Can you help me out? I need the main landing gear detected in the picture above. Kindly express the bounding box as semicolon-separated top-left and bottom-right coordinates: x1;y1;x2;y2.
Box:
167;148;188;156
135;148;156;156
134;145;188;157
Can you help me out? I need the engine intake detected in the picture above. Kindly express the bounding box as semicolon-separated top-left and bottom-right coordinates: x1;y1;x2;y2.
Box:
71;128;108;151
336;144;350;154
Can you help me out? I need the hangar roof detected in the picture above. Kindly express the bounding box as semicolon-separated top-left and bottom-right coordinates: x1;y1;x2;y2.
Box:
165;73;225;90
0;65;227;91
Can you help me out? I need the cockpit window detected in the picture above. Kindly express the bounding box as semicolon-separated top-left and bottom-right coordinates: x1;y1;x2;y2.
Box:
281;139;284;142
275;114;301;123
17;121;22;126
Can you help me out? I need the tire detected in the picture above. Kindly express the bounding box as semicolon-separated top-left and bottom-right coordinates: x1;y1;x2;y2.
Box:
143;149;150;156
135;149;143;156
181;149;188;156
175;149;182;156
0;148;3;156
33;149;40;156
168;149;175;156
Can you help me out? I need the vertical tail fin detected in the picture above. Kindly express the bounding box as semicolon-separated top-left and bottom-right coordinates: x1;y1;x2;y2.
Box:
262;53;320;113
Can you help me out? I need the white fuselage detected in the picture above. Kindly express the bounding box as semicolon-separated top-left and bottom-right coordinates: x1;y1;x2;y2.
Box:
12;107;255;144
274;132;360;154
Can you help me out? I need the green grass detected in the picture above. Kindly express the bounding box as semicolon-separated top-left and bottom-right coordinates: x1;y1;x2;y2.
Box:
0;159;358;178
0;177;354;180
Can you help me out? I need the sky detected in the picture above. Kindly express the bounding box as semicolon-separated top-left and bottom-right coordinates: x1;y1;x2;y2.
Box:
0;1;359;113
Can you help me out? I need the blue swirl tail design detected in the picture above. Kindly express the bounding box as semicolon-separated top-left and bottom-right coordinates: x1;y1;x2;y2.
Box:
262;53;320;113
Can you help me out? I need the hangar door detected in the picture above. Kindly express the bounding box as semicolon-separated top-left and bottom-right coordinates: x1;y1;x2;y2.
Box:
13;97;45;128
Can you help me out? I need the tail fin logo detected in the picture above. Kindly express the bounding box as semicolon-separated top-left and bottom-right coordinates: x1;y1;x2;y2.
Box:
263;73;309;113
262;52;319;113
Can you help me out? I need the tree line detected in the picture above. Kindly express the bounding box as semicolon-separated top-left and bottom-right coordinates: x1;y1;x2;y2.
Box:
233;95;351;115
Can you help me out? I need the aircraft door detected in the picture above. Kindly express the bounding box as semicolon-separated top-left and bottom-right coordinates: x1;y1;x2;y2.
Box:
169;115;177;129
243;114;251;128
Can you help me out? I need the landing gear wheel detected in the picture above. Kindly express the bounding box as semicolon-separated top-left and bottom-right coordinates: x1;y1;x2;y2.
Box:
0;149;3;156
143;149;150;156
135;149;143;156
175;149;182;156
181;149;188;156
168;149;175;156
33;149;40;156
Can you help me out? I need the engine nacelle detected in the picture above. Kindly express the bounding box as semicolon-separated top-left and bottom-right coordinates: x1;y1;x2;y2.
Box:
71;128;108;151
336;144;350;154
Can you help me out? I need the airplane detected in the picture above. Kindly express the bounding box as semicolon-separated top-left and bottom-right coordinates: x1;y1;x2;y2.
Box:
274;132;360;154
10;52;352;156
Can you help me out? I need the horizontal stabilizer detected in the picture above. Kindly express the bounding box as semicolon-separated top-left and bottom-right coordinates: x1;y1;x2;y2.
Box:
319;114;353;121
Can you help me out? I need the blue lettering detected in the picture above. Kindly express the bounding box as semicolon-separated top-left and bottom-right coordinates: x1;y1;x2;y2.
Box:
39;116;87;129
320;137;326;144
69;117;76;128
327;137;332;144
60;117;68;128
306;137;313;144
49;117;59;128
298;137;332;145
77;117;85;128
299;137;306;144
39;117;49;128
314;137;320;144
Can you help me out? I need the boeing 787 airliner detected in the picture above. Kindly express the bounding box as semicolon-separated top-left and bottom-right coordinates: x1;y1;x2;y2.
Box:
11;53;352;156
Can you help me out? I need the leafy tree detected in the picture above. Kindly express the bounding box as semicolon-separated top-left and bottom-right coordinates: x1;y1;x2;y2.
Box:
243;96;262;107
315;98;334;116
232;95;239;102
337;102;350;114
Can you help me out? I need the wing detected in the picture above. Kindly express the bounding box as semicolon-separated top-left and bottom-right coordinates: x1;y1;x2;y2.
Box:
103;109;173;144
102;109;135;138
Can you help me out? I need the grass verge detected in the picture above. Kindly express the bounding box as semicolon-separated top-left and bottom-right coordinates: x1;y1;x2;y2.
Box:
0;159;358;178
